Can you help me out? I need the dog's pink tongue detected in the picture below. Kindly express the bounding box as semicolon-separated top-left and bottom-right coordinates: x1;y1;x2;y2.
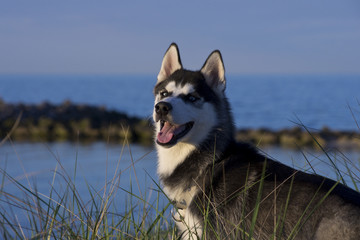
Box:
157;122;174;144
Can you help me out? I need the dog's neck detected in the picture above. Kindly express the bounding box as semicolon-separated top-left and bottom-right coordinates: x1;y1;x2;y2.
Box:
157;129;235;200
156;142;196;178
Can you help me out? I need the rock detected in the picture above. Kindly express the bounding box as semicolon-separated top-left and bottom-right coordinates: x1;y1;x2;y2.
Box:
1;100;359;149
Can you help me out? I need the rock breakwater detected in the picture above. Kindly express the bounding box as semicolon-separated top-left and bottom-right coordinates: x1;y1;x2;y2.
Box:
1;99;359;149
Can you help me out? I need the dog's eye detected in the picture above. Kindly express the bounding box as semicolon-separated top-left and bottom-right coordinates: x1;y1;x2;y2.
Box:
160;90;169;98
187;94;199;102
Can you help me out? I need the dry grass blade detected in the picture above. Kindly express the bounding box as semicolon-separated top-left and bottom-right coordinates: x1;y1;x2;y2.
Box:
0;112;22;146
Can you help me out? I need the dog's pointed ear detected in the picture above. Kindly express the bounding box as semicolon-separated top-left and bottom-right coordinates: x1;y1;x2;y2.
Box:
201;50;226;92
157;43;182;83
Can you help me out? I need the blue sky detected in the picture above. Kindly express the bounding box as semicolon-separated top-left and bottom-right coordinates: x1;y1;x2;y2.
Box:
0;0;359;74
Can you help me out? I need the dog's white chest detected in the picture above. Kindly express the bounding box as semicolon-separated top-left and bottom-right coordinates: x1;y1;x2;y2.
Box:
166;186;202;239
173;208;202;239
156;142;196;176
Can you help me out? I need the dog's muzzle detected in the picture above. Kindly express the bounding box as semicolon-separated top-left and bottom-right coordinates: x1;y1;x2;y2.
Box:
154;101;194;146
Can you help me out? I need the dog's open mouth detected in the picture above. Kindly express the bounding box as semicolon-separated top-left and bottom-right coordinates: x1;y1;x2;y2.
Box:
156;120;194;146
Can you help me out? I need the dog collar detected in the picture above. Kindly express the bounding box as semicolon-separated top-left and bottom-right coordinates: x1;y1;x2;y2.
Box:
171;185;198;221
171;208;184;222
172;199;187;222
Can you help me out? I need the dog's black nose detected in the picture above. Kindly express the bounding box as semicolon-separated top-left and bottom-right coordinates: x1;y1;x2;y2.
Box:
155;102;172;116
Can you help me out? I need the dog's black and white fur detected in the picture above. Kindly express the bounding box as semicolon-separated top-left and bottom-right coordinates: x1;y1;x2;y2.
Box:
153;43;360;239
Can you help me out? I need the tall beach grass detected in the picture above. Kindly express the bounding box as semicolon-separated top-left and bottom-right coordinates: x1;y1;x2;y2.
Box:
0;135;177;239
1;120;359;239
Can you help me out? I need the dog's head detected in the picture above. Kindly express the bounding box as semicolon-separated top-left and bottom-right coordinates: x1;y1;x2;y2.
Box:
153;43;227;148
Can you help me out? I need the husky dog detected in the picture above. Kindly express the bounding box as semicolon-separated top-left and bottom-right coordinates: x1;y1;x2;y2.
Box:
153;43;360;239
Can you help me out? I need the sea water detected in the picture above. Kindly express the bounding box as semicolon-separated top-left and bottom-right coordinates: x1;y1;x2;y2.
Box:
0;74;359;130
